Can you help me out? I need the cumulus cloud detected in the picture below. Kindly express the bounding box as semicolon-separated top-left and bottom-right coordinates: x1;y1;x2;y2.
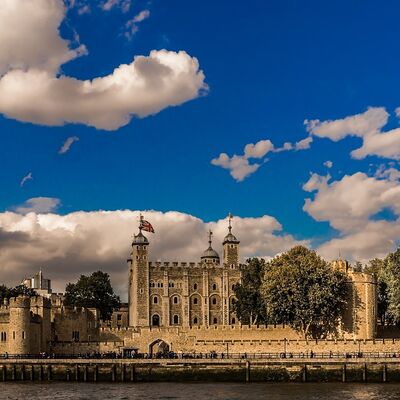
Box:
0;0;206;130
0;210;306;299
12;197;61;214
20;172;33;187
323;160;333;168
303;171;400;261
306;107;400;160
125;9;150;40
212;135;313;181
211;140;274;181
59;136;80;154
374;164;400;181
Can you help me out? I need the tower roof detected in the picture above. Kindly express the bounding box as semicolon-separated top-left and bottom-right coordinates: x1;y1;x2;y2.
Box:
132;231;149;245
223;213;240;245
201;230;220;262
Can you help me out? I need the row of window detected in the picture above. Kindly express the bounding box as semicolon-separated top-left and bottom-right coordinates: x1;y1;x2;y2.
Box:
152;295;236;306
0;331;25;341
149;282;236;291
151;314;237;326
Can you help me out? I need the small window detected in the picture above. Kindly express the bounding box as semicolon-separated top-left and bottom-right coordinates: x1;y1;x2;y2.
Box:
194;283;198;290
193;297;198;305
212;298;217;305
153;296;158;304
213;317;218;324
173;314;179;324
231;284;235;291
140;289;144;294
173;296;178;304
117;314;122;321
13;331;15;340
193;317;198;324
231;318;236;324
212;284;217;291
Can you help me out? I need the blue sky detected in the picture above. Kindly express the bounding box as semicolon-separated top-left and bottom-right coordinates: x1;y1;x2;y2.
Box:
1;0;400;290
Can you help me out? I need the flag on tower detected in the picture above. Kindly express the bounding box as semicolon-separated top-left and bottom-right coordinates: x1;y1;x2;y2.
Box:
140;219;155;233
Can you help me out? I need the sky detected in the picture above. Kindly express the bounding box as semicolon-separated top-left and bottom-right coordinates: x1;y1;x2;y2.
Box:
2;0;400;297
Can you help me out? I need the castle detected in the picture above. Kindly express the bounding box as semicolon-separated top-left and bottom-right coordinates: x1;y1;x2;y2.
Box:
0;215;379;356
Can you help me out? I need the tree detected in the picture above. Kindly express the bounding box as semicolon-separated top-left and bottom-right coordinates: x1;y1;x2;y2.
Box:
64;271;120;320
0;284;36;303
233;258;267;325
365;258;389;326
261;246;348;339
382;248;400;325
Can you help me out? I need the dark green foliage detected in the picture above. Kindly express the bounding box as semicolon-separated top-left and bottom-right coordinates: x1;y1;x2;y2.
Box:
233;258;267;325
365;258;389;325
0;284;37;302
382;248;400;325
261;246;348;339
64;271;120;320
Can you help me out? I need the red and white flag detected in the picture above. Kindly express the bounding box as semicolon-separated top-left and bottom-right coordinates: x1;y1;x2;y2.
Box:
140;219;155;233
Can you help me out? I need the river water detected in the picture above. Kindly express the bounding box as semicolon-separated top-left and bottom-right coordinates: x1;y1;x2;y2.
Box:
0;382;399;400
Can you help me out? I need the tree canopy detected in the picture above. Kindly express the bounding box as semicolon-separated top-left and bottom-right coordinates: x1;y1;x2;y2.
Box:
0;284;37;302
382;248;400;325
64;271;120;320
233;258;267;325
261;246;348;339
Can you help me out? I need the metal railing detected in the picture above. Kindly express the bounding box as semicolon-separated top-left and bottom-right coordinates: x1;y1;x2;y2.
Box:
1;351;400;360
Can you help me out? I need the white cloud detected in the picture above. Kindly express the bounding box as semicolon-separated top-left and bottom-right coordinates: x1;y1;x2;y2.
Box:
0;0;206;130
59;136;79;154
295;136;313;150
125;9;150;40
303;171;400;262
101;0;131;13
20;172;33;187
306;107;400;160
211;140;274;181
323;160;333;168
374;164;400;181
12;197;61;214
0;0;87;75
0;210;306;298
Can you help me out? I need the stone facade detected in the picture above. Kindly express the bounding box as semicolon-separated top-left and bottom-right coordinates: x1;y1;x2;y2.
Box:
0;217;381;355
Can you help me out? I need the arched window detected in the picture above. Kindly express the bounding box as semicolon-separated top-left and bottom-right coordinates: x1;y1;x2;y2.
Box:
173;296;178;304
212;298;217;305
152;314;160;327
173;314;179;324
193;297;198;305
231;318;236;325
193;317;198;324
194;283;198;290
213;317;218;324
212;283;217;291
153;296;158;304
231;284;235;291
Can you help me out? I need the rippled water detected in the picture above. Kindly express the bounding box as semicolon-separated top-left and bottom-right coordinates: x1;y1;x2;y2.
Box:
0;382;399;400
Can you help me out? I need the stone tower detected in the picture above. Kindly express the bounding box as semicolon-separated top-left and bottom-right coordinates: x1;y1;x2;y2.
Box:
332;259;377;340
223;213;240;266
8;296;31;354
128;222;150;327
31;296;51;353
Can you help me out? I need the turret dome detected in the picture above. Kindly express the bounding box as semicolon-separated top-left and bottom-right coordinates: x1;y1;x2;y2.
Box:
201;230;220;263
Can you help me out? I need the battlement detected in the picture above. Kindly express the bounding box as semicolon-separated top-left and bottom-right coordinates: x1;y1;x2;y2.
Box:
30;295;51;308
9;296;30;308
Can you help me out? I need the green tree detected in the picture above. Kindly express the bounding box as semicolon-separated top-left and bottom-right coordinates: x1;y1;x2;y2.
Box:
64;271;120;320
365;258;389;326
233;258;267;325
0;284;36;303
383;248;400;324
261;246;348;339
